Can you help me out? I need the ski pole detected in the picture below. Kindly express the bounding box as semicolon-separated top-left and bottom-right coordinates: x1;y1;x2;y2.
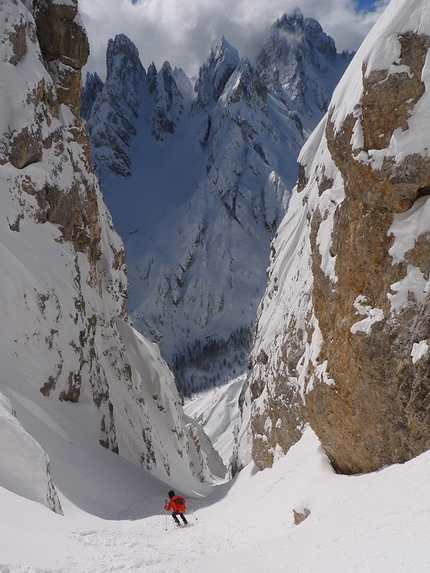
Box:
188;508;198;522
164;499;168;531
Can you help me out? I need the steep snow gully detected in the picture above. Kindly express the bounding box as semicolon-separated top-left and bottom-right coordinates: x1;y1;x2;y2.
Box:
3;0;430;572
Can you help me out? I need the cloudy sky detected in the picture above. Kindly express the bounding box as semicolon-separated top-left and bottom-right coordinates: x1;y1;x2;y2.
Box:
79;0;390;80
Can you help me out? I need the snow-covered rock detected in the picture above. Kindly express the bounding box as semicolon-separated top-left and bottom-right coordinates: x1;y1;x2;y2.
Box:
0;0;220;501
240;0;430;475
85;10;351;396
147;60;189;141
193;36;239;112
0;391;62;514
85;34;146;176
80;70;103;121
256;8;349;131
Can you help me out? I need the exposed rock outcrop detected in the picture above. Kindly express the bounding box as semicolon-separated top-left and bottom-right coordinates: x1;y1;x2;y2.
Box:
293;508;311;525
240;0;430;475
34;0;89;116
0;0;219;497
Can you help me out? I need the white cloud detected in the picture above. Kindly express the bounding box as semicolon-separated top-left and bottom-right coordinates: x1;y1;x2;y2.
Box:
79;0;390;80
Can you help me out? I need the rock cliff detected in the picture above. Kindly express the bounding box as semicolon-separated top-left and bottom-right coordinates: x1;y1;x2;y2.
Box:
239;0;430;474
86;34;146;176
0;0;220;505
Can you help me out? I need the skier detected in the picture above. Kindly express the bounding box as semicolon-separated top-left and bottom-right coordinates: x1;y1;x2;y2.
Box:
164;490;188;526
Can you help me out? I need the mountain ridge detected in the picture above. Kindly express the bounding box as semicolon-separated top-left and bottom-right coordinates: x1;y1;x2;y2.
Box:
83;9;352;396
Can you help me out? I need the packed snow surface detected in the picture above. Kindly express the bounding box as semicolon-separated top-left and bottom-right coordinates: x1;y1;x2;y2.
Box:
2;424;430;572
184;375;245;465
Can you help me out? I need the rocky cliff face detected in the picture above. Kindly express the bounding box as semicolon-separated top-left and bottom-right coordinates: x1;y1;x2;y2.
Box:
34;0;88;117
239;0;430;475
85;34;146;177
0;0;220;504
2;0;127;443
83;11;351;396
256;8;342;130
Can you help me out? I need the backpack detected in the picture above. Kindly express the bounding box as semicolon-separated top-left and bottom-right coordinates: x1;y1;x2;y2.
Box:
175;496;186;507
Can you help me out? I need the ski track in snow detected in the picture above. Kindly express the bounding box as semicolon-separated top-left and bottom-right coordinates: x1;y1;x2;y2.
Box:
67;518;236;573
2;428;430;573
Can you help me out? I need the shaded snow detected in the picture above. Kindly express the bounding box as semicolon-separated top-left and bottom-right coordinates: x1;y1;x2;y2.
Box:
0;392;62;514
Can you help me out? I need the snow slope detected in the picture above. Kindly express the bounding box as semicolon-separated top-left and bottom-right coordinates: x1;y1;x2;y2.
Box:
0;392;61;514
2;426;430;572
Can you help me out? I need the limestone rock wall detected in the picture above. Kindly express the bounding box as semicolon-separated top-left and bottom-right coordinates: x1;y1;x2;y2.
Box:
34;0;89;116
0;0;128;451
0;0;217;490
240;0;430;475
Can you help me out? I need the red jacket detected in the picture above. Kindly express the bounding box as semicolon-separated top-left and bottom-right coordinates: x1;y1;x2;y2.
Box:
165;495;186;514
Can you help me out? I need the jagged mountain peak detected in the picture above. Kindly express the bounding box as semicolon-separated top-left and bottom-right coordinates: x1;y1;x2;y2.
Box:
147;61;157;77
217;36;240;60
148;59;187;139
105;33;146;93
256;9;346;125
106;34;144;74
85;12;351;397
265;9;335;58
85;33;146;176
193;36;240;110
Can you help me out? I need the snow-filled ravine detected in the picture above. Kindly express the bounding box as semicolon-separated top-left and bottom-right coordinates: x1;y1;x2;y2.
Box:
2;423;430;573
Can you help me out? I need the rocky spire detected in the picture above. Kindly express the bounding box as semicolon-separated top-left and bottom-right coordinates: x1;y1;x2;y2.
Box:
86;34;146;176
193;36;240;111
149;60;185;140
255;9;346;126
81;71;104;121
105;33;146;116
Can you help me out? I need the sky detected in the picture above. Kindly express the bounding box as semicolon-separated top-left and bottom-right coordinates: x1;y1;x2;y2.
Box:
79;0;391;81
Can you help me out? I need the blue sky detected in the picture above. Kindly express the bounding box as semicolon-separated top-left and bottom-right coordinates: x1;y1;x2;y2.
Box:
80;0;390;79
355;0;380;10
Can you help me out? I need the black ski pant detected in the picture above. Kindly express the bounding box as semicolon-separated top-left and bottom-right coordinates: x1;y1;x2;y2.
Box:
172;512;188;524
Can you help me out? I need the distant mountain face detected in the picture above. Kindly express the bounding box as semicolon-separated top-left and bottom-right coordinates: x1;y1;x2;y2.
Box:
235;0;430;475
0;0;221;509
82;9;352;396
